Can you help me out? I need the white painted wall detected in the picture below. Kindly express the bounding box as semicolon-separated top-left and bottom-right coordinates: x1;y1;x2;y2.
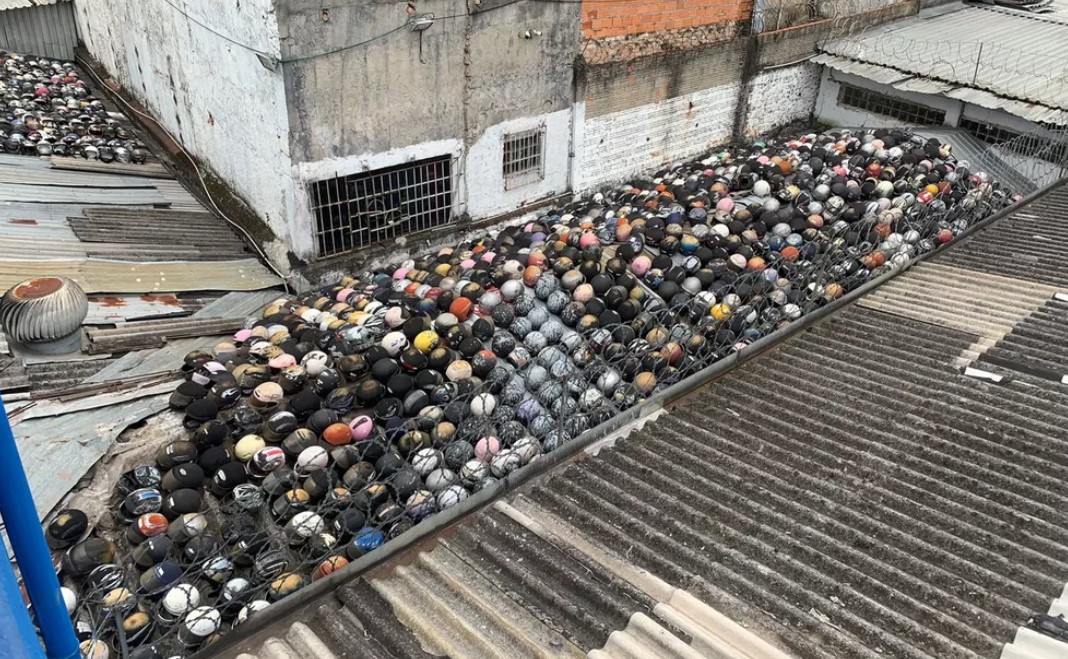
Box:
289;138;465;260
578;81;742;191
815;67;1047;138
814;68;961;128
464;109;572;219
74;0;294;247
289;108;573;261
959;104;1050;138
744;63;821;136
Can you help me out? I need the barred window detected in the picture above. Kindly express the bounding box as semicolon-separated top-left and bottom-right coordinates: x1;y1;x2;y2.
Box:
503;127;545;190
838;84;946;126
960;118;1021;145
310;156;455;258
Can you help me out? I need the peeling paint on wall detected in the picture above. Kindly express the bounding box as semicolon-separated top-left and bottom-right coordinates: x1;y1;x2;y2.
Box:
74;0;294;245
744;62;821;136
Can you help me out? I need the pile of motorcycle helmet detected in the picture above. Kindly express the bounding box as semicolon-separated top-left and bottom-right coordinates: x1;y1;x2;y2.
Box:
45;128;1014;658
0;50;147;161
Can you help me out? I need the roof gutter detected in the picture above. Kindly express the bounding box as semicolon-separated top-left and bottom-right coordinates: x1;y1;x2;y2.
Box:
201;176;1067;659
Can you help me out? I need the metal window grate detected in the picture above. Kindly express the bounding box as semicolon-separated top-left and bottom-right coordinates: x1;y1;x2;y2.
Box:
309;156;455;257
961;117;1068;165
838;84;946;126
503;127;545;190
960;117;1023;146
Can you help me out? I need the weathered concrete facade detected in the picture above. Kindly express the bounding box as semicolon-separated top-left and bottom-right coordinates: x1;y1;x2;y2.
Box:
574;0;921;192
277;0;582;259
73;0;929;270
73;0;294;248
76;0;580;263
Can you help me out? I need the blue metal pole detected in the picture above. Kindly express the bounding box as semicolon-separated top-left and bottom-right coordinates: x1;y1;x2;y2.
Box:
0;531;46;659
0;392;79;659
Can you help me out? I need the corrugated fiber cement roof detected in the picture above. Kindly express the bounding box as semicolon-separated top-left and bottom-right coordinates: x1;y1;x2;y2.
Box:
230;183;1068;659
820;3;1068;124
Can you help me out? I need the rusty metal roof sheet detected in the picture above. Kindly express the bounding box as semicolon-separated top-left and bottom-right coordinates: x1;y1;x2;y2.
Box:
0;258;281;294
0;153;279;293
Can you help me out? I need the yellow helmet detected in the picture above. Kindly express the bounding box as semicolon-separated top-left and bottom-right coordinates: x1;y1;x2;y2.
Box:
414;330;441;354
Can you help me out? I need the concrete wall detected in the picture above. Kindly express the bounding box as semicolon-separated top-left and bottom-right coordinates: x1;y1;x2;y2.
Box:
277;0;463;164
743;62;821;136
580;80;741;190
74;0;294;245
578;40;747;190
815;68;962;127
276;0;581;260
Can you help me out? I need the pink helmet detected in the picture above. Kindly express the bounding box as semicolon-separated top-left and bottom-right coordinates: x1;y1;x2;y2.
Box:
349;415;374;441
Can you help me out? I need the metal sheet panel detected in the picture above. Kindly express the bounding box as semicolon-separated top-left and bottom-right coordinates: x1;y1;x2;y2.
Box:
12;389;171;517
0;182;169;206
84;294;188;324
811;53;911;85
82;292;279;384
0;258;283;294
946;87;1068;124
0;167;158;189
48;158;171;178
0;2;76;60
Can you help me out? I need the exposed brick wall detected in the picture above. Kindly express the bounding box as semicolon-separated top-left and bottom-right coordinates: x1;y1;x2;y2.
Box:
583;21;742;65
582;1;752;39
578;80;741;191
743;62;821;136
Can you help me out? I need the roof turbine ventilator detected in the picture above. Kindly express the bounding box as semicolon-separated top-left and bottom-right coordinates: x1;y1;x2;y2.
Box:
0;276;88;354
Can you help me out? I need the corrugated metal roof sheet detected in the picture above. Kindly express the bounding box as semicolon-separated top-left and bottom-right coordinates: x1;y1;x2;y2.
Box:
0;0;75;59
812;53;912;85
945;87;1068;125
12;385;173;517
893;76;958;95
0;0;34;10
939;185;1068;286
84;294;188;324
821;4;1068;121
230;183;1068;659
0;181;169;205
0;156;281;293
0;258;281;294
978;297;1068;382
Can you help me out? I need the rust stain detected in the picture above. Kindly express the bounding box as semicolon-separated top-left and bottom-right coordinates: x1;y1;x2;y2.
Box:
13;277;63;299
88;296;127;308
140;294;182;307
9;219;38;225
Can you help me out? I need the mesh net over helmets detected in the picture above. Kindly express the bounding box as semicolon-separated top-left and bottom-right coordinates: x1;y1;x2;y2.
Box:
0;51;144;160
51;129;1012;657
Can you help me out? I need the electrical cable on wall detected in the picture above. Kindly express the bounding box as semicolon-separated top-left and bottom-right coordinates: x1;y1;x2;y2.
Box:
77;57;294;293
